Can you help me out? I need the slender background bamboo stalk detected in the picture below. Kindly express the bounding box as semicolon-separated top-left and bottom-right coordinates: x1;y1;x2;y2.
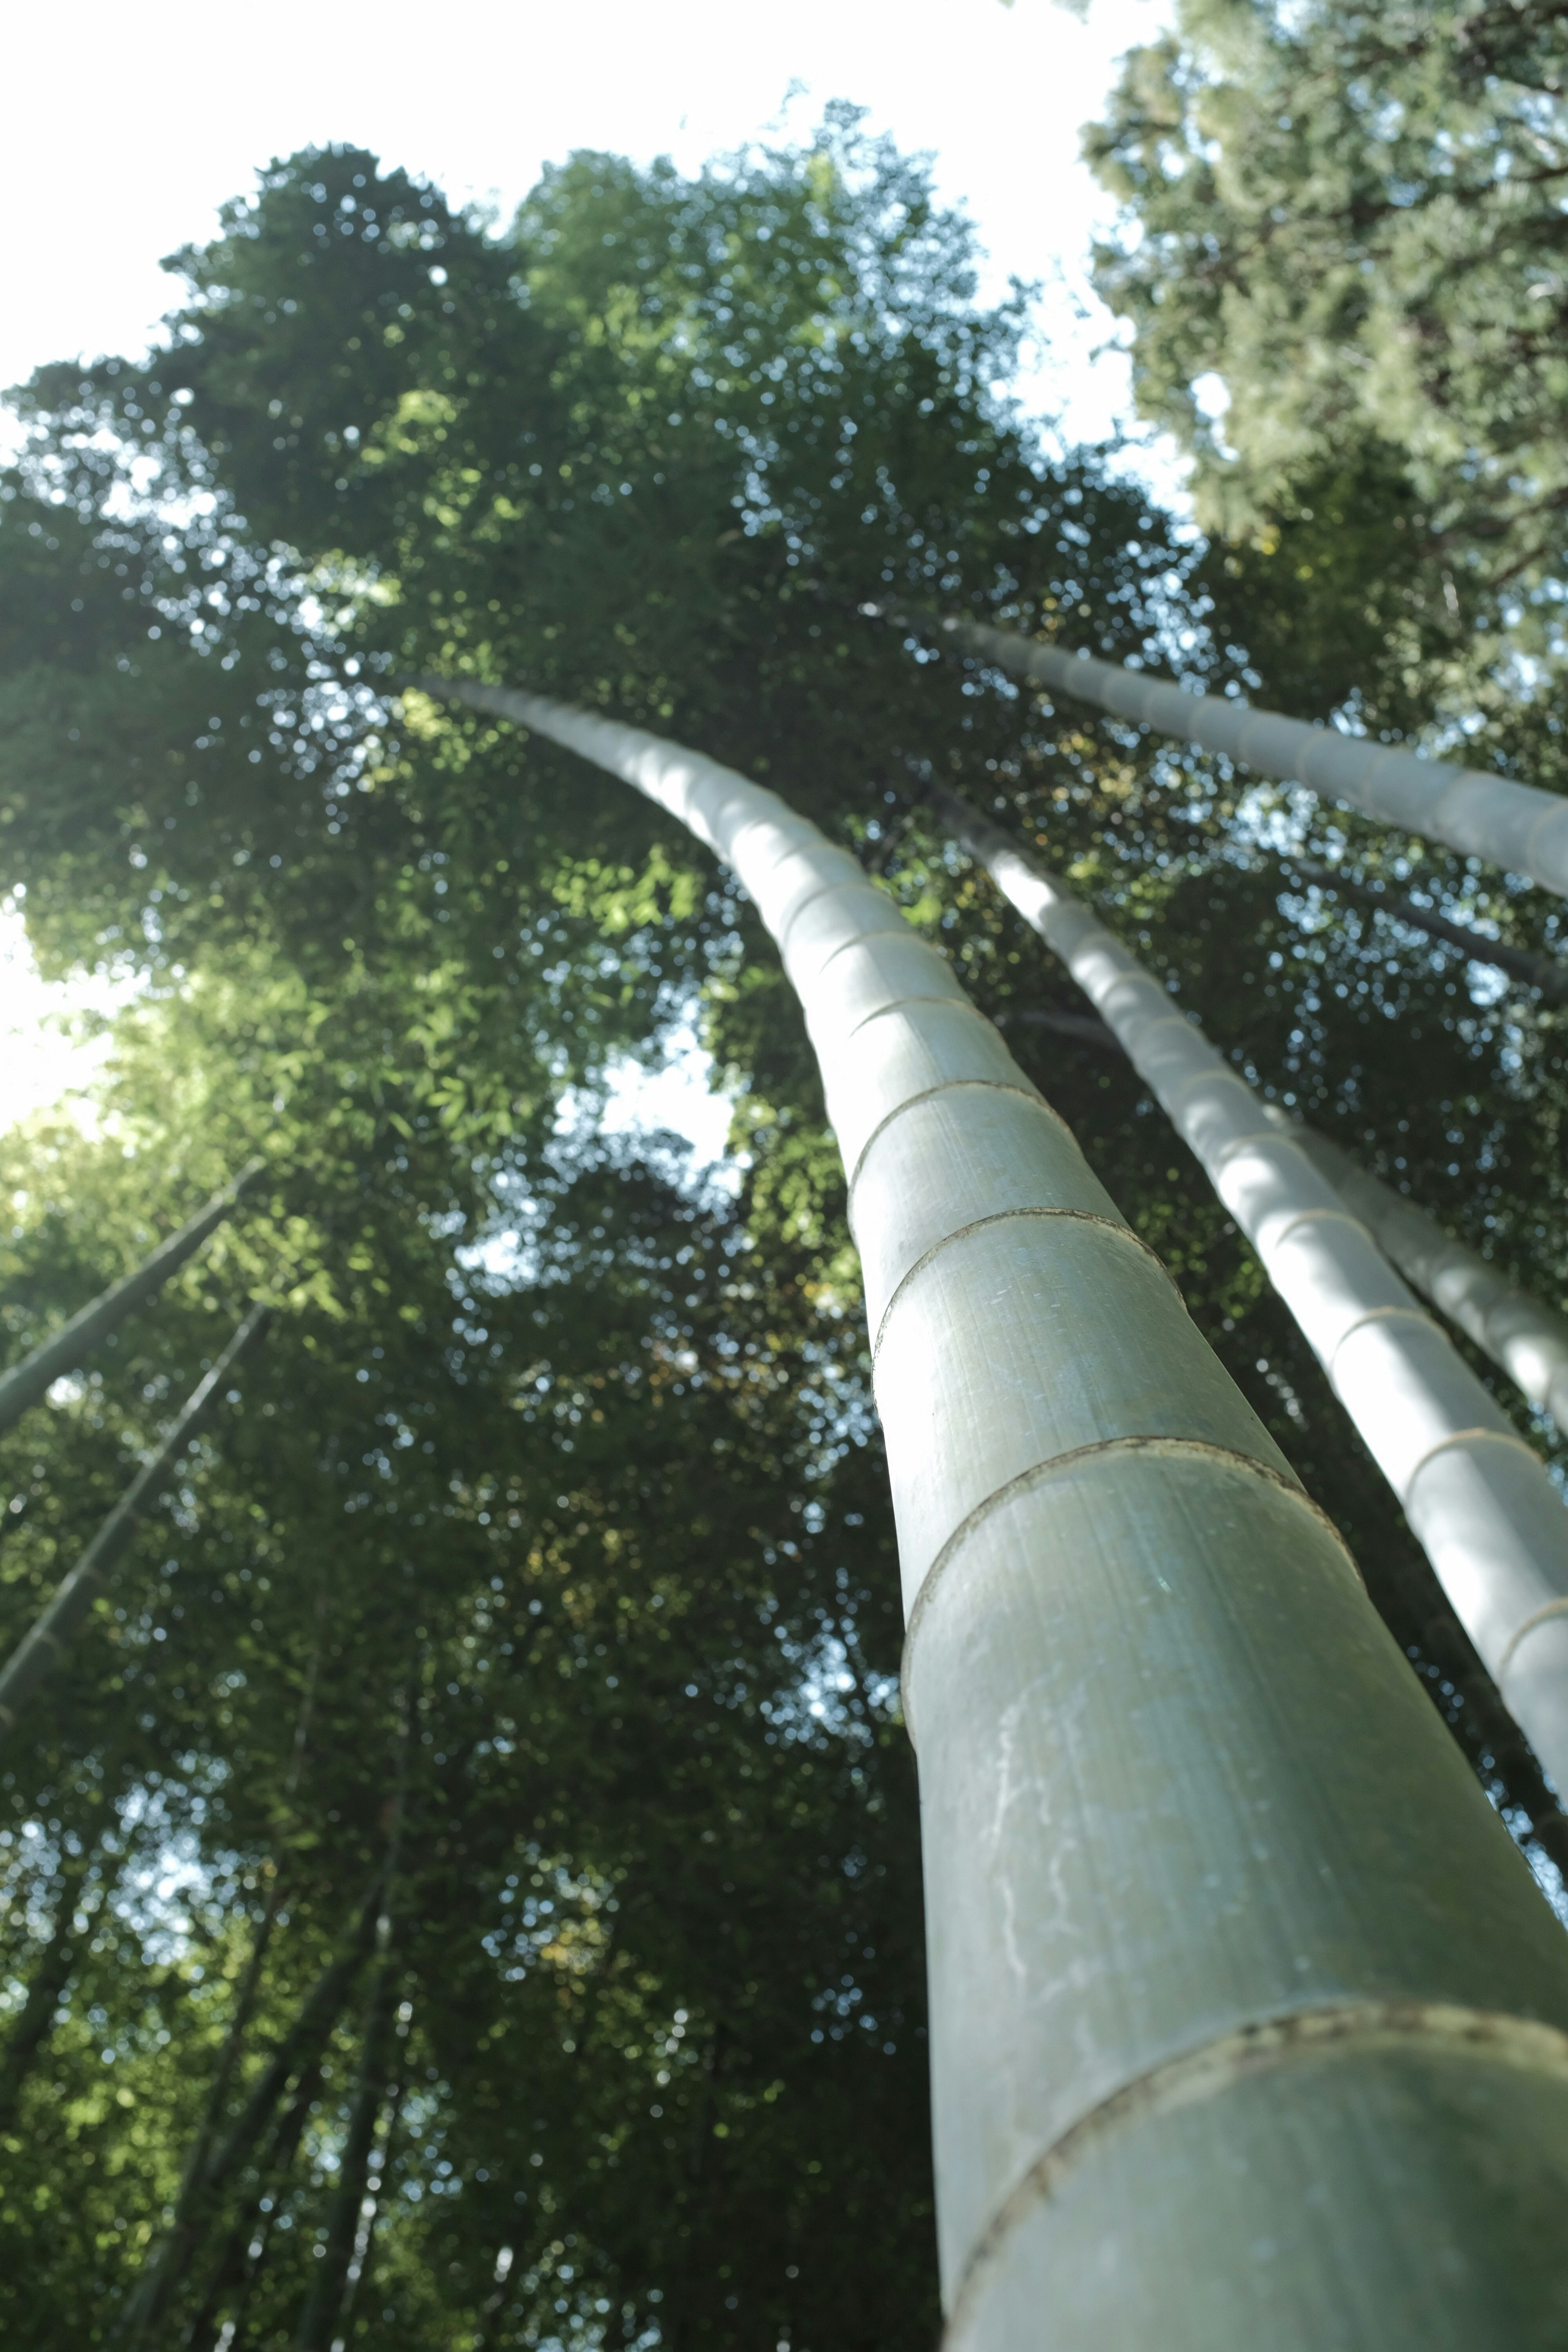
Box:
1286;1119;1568;1433
1287;865;1568;1002
0;1303;270;1731
293;1695;410;2352
904;609;1568;901
928;779;1568;1808
0;1161;264;1439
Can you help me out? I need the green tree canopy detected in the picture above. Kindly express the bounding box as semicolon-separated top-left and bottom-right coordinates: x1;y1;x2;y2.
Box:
1086;0;1568;611
1;106;1566;2350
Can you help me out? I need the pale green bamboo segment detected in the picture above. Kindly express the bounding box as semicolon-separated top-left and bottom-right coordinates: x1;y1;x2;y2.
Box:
1286;1117;1568;1434
920;610;1568;901
416;675;1568;2352
930;781;1568;1803
0;1303;268;1730
0;1159;265;1438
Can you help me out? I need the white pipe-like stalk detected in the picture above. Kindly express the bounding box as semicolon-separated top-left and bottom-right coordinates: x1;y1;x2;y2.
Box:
1287;1120;1568;1434
414;677;1568;2351
930;781;1568;1802
917;611;1568;902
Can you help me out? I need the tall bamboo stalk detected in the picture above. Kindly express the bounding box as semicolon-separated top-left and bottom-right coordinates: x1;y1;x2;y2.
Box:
414;675;1568;2350
0;1304;270;1731
116;1638;326;2345
1286;1119;1568;1435
0;1161;264;1438
181;2061;324;2352
290;1944;401;2351
908;609;1568;900
993;1017;1568;1858
110;1871;385;2347
330;2061;408;2348
992;1006;1568;1440
929;779;1568;1804
293;1691;411;2352
114;1878;288;2350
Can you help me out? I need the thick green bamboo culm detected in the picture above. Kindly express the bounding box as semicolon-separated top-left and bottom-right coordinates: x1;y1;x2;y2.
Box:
0;1303;269;1732
929;780;1568;1811
1286;1119;1568;1435
0;1159;265;1439
910;609;1568;902
416;673;1568;2350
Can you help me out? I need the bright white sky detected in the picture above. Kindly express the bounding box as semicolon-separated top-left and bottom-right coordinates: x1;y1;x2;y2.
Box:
2;0;1172;1151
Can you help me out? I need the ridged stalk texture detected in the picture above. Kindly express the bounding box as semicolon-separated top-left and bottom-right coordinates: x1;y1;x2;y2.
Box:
932;781;1568;1810
0;1159;264;1438
0;1303;268;1729
418;676;1568;2351
1289;1120;1568;1437
920;611;1568;902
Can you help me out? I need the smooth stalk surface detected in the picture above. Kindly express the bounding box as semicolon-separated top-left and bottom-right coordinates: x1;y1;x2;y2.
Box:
1287;1119;1568;1434
416;675;1568;2352
930;780;1568;1804
914;610;1568;902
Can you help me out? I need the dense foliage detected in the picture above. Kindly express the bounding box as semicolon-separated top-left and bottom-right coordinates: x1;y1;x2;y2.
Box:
1086;1;1568;601
0;100;1565;2350
0;976;927;2349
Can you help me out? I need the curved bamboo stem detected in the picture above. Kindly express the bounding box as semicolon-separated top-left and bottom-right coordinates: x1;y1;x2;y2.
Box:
415;674;1568;2351
929;779;1568;1798
0;1304;270;1731
912;609;1568;901
0;1161;264;1438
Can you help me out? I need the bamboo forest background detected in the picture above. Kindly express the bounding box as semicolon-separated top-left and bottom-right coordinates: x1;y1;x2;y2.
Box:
3;27;1567;2346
